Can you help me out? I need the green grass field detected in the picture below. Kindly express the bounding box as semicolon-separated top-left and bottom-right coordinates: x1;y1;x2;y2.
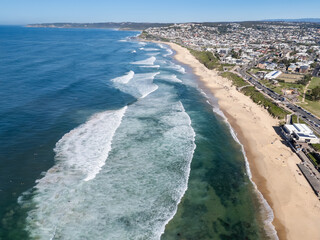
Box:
312;144;320;152
298;99;320;118
277;73;303;83
295;77;320;118
260;79;305;96
220;72;248;87
291;114;306;124
241;86;288;119
308;77;320;90
307;152;319;167
188;49;221;70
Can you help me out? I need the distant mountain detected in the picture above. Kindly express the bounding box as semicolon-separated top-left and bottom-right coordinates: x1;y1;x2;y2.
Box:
26;22;173;30
265;18;320;23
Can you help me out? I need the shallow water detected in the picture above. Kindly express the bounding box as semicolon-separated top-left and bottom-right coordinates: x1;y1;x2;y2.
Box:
0;26;272;239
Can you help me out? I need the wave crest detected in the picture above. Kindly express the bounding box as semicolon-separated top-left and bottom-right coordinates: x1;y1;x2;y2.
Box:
131;56;156;65
111;71;134;84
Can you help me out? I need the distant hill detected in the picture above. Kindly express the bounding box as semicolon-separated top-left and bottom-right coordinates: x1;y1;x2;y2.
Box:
26;22;173;30
26;19;320;31
265;18;320;23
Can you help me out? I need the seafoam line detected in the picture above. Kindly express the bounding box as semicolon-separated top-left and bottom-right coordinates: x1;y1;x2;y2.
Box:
204;90;279;240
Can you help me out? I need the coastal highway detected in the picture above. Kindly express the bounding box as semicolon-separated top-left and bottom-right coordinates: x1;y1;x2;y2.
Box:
237;67;284;102
237;65;320;134
285;104;320;134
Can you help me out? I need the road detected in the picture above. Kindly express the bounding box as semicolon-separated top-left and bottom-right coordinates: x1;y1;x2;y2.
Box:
237;62;320;135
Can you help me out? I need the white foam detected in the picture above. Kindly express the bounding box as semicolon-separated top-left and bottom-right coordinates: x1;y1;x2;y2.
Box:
209;103;279;240
22;88;196;239
131;50;136;53
118;37;130;42
55;106;127;182
175;65;186;74
142;48;160;52
140;65;160;68
155;43;173;57
131;56;156;65
165;62;186;74
138;42;147;46
157;43;166;49
141;85;158;98
22;107;128;239
112;72;160;99
158;101;196;238
134;72;160;98
158;74;182;83
163;49;173;57
146;52;160;56
111;70;134;84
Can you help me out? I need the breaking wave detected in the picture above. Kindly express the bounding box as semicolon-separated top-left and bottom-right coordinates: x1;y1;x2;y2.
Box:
158;74;182;83
142;48;160;51
131;56;156;65
140;65;160;68
22;93;196;240
57;107;127;182
111;70;134;84
112;72;160;99
164;49;173;57
165;62;186;74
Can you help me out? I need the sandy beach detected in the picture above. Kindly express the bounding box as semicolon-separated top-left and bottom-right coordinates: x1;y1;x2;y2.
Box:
164;42;320;240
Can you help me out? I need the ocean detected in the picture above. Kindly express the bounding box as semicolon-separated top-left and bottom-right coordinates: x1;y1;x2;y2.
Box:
0;26;275;239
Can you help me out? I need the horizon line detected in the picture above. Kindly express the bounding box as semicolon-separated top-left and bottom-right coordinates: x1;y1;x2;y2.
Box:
1;17;320;26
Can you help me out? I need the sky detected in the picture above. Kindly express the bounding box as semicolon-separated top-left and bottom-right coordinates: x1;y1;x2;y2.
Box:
1;0;320;25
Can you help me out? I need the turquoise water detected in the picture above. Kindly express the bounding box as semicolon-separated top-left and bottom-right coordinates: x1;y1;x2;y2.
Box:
0;26;274;239
162;88;267;239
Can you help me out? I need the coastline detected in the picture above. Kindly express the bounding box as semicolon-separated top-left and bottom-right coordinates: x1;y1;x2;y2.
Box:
162;42;320;240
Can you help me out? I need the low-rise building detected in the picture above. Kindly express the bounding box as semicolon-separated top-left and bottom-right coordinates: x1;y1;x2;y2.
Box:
257;62;266;69
284;124;320;144
264;70;282;80
266;62;277;70
299;65;309;73
288;64;297;72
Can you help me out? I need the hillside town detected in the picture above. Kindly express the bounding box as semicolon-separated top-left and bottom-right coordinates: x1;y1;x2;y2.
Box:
142;21;320;197
143;21;320;113
144;22;320;67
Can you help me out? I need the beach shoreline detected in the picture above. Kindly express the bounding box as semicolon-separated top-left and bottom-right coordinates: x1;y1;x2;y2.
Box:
156;41;320;240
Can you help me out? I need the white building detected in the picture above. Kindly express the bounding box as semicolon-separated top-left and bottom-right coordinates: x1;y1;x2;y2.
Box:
264;70;282;80
284;124;320;144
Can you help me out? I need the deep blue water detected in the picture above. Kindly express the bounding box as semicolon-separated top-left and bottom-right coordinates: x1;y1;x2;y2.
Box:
0;26;273;239
0;26;136;220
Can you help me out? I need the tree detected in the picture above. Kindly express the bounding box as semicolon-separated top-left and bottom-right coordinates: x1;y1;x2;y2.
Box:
311;86;320;101
310;62;317;69
297;74;312;85
214;52;220;60
279;58;297;69
307;48;314;54
231;49;240;59
290;50;298;56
